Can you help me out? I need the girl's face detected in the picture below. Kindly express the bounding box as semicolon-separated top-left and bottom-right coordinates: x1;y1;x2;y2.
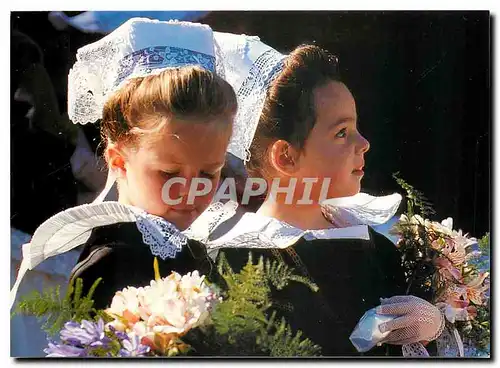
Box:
114;120;231;231
293;81;370;202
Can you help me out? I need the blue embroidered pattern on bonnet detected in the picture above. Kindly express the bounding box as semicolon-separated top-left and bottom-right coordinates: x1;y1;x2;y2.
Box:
116;46;216;86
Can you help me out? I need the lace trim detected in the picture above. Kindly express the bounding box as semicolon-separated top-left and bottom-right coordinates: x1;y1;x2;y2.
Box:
206;193;400;248
116;46;215;86
399;308;445;357
209;231;290;250
402;342;430;357
68;19;216;125
207;215;304;250
435;325;465;357
134;211;186;260
429;309;447;342
215;32;286;162
183;201;238;242
207;214;370;250
236;49;285;98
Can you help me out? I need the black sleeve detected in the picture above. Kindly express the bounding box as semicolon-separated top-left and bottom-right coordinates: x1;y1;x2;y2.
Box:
69;245;123;310
69;242;158;310
370;228;406;296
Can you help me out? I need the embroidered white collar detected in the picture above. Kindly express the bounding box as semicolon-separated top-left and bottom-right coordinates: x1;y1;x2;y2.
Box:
205;192;402;250
22;201;186;269
11;202;186;309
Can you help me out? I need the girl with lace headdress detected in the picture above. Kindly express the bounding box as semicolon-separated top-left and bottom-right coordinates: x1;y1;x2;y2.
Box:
197;33;446;356
10;18;237;312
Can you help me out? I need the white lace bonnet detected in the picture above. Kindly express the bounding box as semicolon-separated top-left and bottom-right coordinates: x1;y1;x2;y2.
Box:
213;32;287;163
68;17;217;125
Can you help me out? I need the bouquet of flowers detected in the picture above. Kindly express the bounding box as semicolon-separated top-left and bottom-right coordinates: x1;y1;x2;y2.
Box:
13;254;322;357
390;174;490;357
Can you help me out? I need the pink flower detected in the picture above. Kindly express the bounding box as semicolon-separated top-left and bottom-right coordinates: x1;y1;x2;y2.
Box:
440;284;467;305
465;272;489;305
441;237;467;266
435;257;463;282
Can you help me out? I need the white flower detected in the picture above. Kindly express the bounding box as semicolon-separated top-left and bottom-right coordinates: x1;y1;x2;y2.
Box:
452;230;477;250
151;298;196;334
396;214;424;236
180;271;206;297
132;321;155;342
441;217;454;230
147;278;179;301
106;270;220;350
140;271;219;338
106;286;143;324
427;219;453;237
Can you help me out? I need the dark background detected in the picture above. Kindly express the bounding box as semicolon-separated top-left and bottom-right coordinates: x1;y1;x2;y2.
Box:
11;11;491;236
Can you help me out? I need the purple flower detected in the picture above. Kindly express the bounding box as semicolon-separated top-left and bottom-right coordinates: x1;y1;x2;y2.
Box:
108;324;128;341
60;319;111;348
117;333;150;357
44;341;86;357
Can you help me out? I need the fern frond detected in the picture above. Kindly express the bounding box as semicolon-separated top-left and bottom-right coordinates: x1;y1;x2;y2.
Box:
13;284;73;336
12;277;103;336
211;251;321;356
393;172;435;218
261;315;321;356
264;258;318;292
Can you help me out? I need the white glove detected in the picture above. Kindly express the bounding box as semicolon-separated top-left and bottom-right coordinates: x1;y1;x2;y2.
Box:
376;295;445;345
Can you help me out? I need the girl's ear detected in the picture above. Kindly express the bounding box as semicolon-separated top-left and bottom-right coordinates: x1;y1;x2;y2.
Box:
105;143;128;179
268;139;300;177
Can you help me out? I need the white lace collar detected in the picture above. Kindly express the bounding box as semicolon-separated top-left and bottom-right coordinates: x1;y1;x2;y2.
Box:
183;200;239;242
11;202;187;309
206;212;370;250
24;201;186;270
206;192;402;250
320;193;402;227
134;209;186;261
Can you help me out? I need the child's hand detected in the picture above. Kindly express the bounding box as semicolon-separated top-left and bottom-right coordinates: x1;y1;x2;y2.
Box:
376;295;445;345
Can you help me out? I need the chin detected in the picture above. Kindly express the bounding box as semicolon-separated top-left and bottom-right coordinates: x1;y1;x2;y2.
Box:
162;216;190;231
328;186;360;199
174;221;190;231
167;209;201;231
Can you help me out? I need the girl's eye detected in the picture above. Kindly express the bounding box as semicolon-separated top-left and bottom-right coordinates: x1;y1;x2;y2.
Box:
335;127;347;138
162;170;179;177
201;171;217;179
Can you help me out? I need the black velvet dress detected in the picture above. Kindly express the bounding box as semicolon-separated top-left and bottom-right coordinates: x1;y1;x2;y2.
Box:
216;227;406;357
69;222;218;310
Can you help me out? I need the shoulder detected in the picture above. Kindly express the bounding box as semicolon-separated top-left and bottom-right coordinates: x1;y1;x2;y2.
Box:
70;223;151;286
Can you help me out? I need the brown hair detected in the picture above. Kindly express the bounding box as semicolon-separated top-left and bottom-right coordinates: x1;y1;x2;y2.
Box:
246;45;340;179
101;66;237;148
